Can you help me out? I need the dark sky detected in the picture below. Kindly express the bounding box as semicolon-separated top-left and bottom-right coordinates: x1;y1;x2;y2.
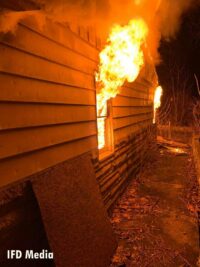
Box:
182;6;200;75
156;4;200;98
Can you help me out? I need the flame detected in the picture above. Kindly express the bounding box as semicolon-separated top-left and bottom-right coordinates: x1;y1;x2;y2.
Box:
97;118;106;150
153;85;163;123
97;101;108;150
134;0;141;5
96;18;148;149
96;18;148;110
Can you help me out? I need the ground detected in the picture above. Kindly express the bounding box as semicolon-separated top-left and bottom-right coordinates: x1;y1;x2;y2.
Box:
110;142;199;267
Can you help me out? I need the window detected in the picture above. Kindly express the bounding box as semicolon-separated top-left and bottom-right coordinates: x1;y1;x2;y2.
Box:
97;98;114;160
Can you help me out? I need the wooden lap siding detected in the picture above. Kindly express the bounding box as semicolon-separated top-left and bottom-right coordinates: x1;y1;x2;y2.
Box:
95;65;157;210
0;17;157;210
0;19;98;186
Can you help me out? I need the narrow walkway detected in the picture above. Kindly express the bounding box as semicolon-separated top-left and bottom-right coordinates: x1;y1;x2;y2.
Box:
110;144;199;267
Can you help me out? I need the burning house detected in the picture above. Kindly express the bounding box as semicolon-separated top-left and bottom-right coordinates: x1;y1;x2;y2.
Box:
0;1;198;267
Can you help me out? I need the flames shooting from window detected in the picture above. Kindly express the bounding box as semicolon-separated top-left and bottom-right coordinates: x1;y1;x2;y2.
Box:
153;85;163;124
97;103;108;150
96;18;149;150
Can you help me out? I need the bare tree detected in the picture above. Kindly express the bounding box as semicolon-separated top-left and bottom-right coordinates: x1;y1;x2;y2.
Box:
193;74;200;133
157;47;194;126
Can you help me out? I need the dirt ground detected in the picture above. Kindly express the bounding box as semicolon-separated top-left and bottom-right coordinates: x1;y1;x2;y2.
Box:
110;143;199;267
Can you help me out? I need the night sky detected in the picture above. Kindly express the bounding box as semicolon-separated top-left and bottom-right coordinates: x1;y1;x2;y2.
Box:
157;4;200;98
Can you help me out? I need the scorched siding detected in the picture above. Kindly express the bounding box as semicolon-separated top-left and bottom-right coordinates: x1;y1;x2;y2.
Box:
95;64;157;211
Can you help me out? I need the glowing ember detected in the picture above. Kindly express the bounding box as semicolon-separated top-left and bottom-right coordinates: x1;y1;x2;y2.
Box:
153;85;163;123
96;18;148;149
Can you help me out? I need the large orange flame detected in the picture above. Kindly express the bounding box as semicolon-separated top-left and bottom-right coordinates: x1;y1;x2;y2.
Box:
96;18;149;150
153;85;163;123
96;18;148;110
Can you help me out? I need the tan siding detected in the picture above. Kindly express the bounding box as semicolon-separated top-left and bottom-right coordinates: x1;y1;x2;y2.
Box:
114;120;152;143
112;95;149;107
125;79;150;92
0;19;98;186
0;136;97;187
119;86;149;99
113;113;152;130
22;18;99;60
0;103;96;130
0;122;97;159
0;14;157;206
0;73;95;105
113;106;153;118
0;44;94;90
1;24;97;75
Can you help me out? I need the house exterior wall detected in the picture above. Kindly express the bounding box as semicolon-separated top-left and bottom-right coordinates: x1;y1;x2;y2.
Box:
0;10;158;265
94;65;157;210
0;16;157;206
0;18;98;187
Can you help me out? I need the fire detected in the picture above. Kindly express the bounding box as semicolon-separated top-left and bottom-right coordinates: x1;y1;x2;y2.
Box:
96;18;148;149
153;85;163;123
134;0;141;5
97;101;107;150
97;118;106;150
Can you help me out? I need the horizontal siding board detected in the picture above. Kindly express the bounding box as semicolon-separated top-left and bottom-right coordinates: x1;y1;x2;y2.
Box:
124;78;150;92
113;106;153;118
100;172;120;194
0;73;96;105
115;119;152;133
0;122;97;159
119;86;148;99
0;44;95;90
114;120;152;143
0;24;97;75
104;172;127;205
0;103;96;130
112;95;150;107
113;114;152;130
22;19;99;61
0;136;97;187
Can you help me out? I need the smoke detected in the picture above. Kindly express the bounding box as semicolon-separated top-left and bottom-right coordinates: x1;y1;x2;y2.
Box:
31;0;198;36
0;0;199;61
0;10;46;33
158;0;197;38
